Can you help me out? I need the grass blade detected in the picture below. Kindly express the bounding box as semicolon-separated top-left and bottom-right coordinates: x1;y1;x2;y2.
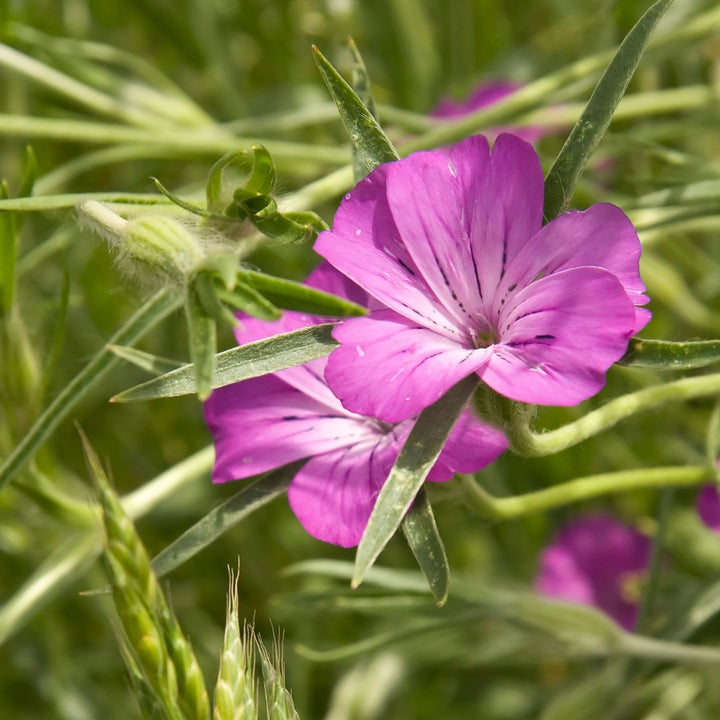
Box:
401;488;450;607
353;375;479;589
152;463;301;578
0;289;181;493
543;0;673;220
111;323;337;402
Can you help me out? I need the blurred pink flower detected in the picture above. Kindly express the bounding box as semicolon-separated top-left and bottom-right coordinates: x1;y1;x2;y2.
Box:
431;81;547;143
315;133;650;424
697;484;720;534
203;263;508;548
535;514;652;631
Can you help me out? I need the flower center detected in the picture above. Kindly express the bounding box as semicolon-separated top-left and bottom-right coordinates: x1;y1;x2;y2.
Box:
474;328;498;348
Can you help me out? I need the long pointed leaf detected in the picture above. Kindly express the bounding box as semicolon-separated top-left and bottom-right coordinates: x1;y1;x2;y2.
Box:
185;279;217;401
152;463;301;578
0;289;181;493
543;0;673;220
619;337;720;370
312;45;398;172
239;270;366;317
401;488;450;606
107;344;184;374
353;375;479;588
111;323;337;402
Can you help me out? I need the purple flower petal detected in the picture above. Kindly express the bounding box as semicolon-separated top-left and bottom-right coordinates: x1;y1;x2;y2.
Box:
385;134;544;327
427;407;508;480
480;267;637;406
204;375;374;482
431;82;521;119
315;165;463;341
496;203;650;333
288;434;402;547
535;514;652;631
697;485;720;534
325;310;490;423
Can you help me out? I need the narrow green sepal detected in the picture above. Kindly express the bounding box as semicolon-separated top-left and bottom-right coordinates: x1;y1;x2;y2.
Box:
238;269;365;317
110;323;337;402
216;279;281;321
312;44;399;173
184;280;217;401
353;375;479;588
401;488;450;606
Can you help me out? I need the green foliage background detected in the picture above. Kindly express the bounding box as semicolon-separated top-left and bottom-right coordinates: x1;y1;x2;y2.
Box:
3;0;720;718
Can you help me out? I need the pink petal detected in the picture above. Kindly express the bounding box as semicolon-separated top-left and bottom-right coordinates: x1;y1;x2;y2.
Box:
204;375;374;482
496;203;650;333
315;163;464;341
455;134;544;310
427;407;508;481
288;434;401;547
325;310;490;423
384;142;490;333
231;262;364;411
481;267;637;406
697;485;720;534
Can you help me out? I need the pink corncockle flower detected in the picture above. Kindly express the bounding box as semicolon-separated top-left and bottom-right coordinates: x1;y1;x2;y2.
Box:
535;514;652;631
431;81;547;144
315;133;650;424
203;263;508;548
697;484;720;534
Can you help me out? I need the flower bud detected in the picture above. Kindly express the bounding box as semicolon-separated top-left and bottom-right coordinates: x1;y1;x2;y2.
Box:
78;200;204;285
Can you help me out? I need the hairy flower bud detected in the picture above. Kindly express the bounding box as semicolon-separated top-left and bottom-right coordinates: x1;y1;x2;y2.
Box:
78;200;204;285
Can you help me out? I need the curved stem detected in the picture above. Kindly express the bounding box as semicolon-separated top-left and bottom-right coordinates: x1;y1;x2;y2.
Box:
461;466;712;521
508;373;720;457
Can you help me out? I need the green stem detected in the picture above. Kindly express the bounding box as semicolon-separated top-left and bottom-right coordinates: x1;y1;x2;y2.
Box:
0;42;164;128
508;373;720;457
0;289;181;492
461;466;711;521
620;633;720;666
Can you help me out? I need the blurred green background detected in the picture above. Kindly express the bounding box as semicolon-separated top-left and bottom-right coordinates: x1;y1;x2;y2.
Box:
3;1;720;718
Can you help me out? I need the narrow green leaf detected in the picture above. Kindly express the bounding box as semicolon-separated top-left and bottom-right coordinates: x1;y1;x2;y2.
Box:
401;488;450;606
185;280;217;401
107;344;184;374
0;289;181;493
18;145;38;199
0;192;170;211
0;180;18;313
353;375;479;588
239;269;366;317
312;45;399;173
194;271;242;328
348;37;378;181
217;279;281;321
543;0;673;220
152;464;300;578
111;323;337;402
619;337;720;370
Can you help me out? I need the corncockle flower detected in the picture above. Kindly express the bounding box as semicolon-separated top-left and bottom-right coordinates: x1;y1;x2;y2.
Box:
315;133;650;423
535;514;652;631
203;263;508;548
431;81;548;143
697;484;720;535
